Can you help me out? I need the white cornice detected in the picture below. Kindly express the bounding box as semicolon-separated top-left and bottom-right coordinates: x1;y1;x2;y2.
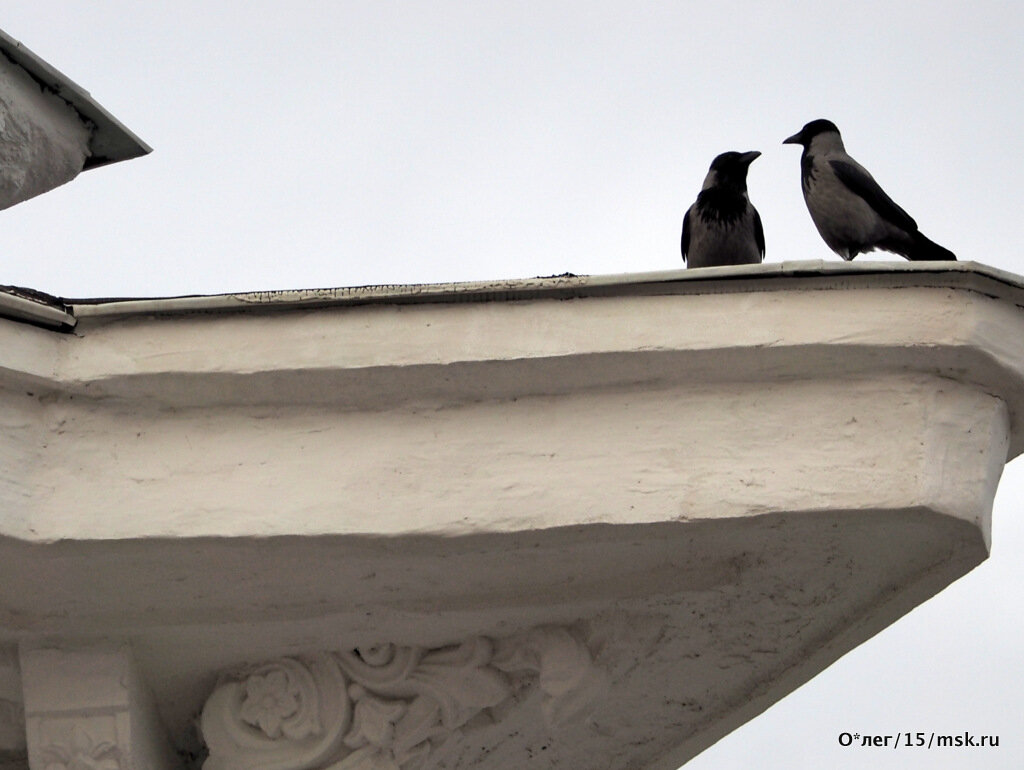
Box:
2;262;1023;769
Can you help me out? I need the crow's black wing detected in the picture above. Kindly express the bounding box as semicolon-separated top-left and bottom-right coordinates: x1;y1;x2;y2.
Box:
829;159;918;231
681;207;691;262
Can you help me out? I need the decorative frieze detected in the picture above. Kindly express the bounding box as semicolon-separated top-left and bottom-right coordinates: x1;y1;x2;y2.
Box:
201;626;607;770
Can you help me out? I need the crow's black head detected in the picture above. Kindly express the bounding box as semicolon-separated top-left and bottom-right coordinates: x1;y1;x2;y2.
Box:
783;119;840;147
706;150;760;186
695;150;760;223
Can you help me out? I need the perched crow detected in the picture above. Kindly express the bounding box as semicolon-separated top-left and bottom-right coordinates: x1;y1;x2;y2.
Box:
681;150;764;268
783;119;955;261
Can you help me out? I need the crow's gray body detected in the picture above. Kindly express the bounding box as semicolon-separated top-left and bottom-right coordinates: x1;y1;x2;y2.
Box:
681;151;764;268
784;120;955;261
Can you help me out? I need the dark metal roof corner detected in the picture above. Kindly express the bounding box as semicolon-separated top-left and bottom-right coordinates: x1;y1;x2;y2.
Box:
0;285;76;331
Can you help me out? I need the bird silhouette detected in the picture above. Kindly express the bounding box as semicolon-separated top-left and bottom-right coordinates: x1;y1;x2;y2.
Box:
681;150;764;268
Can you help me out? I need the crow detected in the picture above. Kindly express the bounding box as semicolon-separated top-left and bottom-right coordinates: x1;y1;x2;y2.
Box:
783;119;955;260
681;150;764;268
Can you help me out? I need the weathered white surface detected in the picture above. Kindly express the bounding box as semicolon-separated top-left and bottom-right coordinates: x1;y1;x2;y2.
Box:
0;55;91;210
9;284;1023;542
1;264;1023;769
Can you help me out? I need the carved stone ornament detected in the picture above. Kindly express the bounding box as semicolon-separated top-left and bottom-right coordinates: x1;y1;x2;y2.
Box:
39;725;124;770
201;626;608;770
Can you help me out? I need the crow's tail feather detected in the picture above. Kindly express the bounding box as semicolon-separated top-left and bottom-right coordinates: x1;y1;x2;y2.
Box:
904;230;956;261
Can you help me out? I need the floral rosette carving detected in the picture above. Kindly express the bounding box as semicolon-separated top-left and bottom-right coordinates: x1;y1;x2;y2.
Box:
201;628;605;770
201;654;350;770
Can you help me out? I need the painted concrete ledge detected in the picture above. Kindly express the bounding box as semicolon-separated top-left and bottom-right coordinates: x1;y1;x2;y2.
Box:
0;261;1023;770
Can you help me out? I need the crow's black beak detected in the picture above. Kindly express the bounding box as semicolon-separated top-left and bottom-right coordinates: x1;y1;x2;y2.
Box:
739;150;761;165
782;131;803;146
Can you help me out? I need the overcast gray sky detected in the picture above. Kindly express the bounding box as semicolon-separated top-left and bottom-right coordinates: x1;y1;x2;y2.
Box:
2;2;1022;767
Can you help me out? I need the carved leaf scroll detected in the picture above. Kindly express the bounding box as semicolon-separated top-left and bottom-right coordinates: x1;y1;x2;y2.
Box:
492;626;610;728
201;626;604;770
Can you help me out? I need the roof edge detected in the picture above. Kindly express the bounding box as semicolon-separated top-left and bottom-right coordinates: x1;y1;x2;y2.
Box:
2;260;1021;330
61;260;1024;320
0;285;75;330
0;28;151;168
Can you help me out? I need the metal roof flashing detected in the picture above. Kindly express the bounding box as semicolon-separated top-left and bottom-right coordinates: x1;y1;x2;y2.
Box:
0;285;75;330
60;260;1024;320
